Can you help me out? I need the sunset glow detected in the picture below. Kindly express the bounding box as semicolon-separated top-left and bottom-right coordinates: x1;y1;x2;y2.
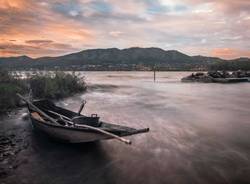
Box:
0;0;249;59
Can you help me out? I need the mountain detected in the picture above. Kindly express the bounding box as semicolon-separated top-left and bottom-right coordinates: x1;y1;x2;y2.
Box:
0;55;33;68
0;47;249;71
36;47;195;66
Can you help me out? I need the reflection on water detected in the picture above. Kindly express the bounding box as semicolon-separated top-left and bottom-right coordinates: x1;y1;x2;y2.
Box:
2;72;250;184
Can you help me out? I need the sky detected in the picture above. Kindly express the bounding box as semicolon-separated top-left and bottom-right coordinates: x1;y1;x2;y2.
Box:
0;0;249;59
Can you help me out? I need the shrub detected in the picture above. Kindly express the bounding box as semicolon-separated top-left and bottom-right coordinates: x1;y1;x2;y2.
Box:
0;70;86;113
29;71;86;99
0;70;27;113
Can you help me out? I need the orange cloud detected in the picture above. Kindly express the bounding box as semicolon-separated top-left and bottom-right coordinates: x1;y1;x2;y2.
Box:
0;0;95;57
0;40;76;58
0;0;28;9
0;49;19;57
211;48;250;59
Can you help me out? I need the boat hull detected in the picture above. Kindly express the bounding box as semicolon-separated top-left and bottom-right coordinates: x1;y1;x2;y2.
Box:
31;117;112;143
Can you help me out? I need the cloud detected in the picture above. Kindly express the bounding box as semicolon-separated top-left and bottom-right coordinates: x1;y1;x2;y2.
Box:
26;40;54;45
211;48;250;59
0;0;249;59
109;31;123;37
25;39;74;50
0;40;76;57
0;0;95;57
184;0;250;15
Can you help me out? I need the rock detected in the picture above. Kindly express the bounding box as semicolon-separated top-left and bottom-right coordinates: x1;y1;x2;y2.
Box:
231;70;249;78
195;72;204;76
21;113;29;120
8;166;13;169
0;169;8;178
181;72;213;83
181;70;250;83
0;137;11;145
13;163;18;169
207;71;223;78
246;72;250;77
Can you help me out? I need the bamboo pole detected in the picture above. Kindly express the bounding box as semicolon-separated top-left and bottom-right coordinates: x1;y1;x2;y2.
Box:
17;93;132;145
17;93;59;125
72;121;131;145
48;110;71;121
48;110;132;144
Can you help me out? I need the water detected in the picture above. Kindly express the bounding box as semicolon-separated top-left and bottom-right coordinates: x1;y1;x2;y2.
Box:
1;71;250;184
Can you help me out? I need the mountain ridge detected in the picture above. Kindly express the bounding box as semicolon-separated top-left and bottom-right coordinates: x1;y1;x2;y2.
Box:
0;47;249;70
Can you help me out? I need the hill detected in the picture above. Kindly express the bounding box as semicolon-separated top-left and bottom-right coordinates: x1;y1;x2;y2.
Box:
0;47;249;71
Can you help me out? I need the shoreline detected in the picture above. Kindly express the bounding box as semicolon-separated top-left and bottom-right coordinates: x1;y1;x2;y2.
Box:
0;108;30;179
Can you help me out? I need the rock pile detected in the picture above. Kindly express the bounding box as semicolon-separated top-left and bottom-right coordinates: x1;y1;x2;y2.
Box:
181;71;250;83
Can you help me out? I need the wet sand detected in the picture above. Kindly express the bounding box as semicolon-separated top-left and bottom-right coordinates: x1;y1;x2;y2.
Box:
1;71;250;184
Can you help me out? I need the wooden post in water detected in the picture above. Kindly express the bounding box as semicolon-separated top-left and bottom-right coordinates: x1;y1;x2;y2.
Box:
153;65;156;82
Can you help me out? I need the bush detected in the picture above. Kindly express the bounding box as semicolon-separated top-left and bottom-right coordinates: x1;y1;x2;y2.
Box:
0;70;87;113
0;84;24;113
0;70;27;113
29;71;86;99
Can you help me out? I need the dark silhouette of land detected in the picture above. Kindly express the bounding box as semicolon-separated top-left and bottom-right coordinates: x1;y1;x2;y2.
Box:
0;47;250;71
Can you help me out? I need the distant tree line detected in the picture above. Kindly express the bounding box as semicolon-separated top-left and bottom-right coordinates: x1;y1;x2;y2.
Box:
209;60;250;71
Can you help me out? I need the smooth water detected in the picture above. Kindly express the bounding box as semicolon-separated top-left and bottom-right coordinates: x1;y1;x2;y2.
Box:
1;72;250;184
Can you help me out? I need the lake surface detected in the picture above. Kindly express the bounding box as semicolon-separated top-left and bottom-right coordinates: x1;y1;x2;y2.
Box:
1;71;250;184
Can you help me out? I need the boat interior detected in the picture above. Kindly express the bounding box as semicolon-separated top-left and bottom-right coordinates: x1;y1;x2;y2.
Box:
30;100;102;127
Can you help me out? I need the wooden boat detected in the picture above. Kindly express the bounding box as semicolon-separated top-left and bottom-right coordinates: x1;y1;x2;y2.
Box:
18;94;149;144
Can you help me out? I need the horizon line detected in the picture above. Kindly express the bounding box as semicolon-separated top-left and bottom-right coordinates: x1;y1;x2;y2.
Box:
0;47;249;61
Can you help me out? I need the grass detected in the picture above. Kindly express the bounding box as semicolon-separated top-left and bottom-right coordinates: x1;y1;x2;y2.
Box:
0;70;27;113
0;84;25;113
0;70;86;114
29;71;86;99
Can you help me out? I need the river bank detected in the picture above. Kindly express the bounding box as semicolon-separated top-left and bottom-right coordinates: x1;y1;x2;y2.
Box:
0;70;87;179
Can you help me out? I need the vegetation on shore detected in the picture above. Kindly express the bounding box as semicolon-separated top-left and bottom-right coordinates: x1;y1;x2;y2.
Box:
29;71;86;99
0;70;27;113
209;59;250;71
0;70;86;114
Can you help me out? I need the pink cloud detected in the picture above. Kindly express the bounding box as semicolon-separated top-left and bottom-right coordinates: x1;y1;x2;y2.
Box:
211;48;250;59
